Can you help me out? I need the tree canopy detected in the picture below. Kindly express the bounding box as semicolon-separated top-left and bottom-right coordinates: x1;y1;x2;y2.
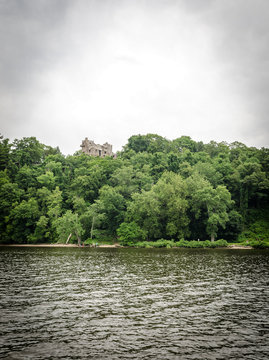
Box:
0;134;268;244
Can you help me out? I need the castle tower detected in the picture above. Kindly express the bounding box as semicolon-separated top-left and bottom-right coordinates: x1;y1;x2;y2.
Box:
80;138;113;157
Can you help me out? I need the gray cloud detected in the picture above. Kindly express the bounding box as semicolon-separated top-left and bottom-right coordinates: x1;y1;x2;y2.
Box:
0;0;71;90
183;0;269;145
1;0;268;154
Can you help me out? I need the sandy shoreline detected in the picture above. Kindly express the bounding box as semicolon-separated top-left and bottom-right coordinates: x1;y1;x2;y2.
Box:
227;244;253;249
0;243;254;249
0;244;120;248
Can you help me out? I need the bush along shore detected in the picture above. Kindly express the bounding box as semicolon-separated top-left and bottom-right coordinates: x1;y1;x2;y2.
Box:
124;239;229;248
2;237;268;249
0;134;268;247
124;239;268;249
0;239;260;249
81;238;229;248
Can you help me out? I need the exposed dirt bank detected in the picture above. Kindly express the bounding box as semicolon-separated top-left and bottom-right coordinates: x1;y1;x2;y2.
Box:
0;243;121;248
227;244;253;249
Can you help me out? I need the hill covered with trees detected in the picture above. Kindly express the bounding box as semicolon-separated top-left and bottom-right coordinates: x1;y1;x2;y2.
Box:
0;134;268;247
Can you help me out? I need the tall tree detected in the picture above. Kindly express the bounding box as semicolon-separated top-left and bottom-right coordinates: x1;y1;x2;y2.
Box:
0;135;11;171
55;210;84;245
125;172;189;240
93;185;126;236
187;174;233;241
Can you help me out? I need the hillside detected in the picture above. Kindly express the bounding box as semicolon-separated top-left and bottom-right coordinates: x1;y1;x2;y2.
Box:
0;134;268;245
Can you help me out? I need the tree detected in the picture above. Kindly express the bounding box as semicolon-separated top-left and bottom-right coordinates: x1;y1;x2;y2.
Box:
0;135;11;171
187;174;233;241
126;190;161;240
37;171;56;190
10;137;45;168
124;134;170;154
117;222;146;245
0;133;267;245
192;162;223;187
32;216;50;243
229;159;269;225
7;198;40;243
0;172;24;243
15;165;38;190
55;210;84;245
93;185;126;236
126;172;189;240
152;172;189;239
47;186;62;220
109;165;152;198
124;134;151;153
171;136;198;153
79;204;105;241
205;186;232;242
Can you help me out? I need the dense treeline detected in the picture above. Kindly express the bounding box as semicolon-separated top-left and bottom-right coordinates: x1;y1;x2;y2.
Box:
0;134;268;245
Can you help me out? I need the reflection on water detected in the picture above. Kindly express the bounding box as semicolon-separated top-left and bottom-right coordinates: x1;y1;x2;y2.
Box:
0;247;268;359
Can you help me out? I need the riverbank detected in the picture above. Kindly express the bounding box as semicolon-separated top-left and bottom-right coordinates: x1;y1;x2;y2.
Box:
0;243;121;248
0;243;254;249
227;244;253;249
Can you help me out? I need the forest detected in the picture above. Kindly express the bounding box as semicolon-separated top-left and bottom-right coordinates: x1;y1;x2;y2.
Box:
0;134;268;247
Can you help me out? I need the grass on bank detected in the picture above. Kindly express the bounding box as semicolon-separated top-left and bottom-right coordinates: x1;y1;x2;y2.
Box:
82;237;269;249
237;239;269;249
124;239;229;248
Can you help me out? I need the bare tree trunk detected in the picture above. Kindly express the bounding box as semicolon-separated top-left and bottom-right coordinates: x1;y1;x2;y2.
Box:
66;233;72;244
211;234;215;242
90;216;95;239
75;231;81;246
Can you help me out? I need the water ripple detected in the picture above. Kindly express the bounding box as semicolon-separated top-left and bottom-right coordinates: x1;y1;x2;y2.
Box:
0;247;268;359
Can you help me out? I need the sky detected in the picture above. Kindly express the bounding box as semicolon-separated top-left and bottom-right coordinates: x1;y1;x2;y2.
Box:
0;0;269;155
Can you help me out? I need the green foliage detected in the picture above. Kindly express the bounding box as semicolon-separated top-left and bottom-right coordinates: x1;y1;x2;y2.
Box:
126;172;189;240
124;134;170;154
37;171;56;190
54;210;84;244
238;219;269;245
0;133;267;245
126;189;161;240
187;174;233;241
10;137;45;169
130;239;228;248
117;222;146;245
0;135;11;171
7;198;40;243
109;165;152;198
133;239;175;248
175;239;228;248
93;185;126;235
247;240;269;249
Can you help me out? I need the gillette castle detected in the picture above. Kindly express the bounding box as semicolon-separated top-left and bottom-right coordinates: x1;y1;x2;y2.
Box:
80;138;114;157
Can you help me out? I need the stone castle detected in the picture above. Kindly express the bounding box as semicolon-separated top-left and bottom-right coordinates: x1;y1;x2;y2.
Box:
80;138;114;157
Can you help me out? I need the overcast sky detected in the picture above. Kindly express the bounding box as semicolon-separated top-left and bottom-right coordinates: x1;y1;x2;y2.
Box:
1;0;268;154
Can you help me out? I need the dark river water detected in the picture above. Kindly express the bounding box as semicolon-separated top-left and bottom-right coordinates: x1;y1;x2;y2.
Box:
0;247;268;359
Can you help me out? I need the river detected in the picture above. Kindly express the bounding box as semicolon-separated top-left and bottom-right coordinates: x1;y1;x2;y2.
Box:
0;247;268;359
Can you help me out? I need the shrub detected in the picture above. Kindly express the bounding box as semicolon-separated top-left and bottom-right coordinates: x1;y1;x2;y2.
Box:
175;239;228;248
129;239;229;248
134;241;149;248
214;239;228;247
238;219;269;244
175;239;188;247
117;222;146;246
133;239;175;248
152;239;175;248
248;239;269;249
84;239;95;245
